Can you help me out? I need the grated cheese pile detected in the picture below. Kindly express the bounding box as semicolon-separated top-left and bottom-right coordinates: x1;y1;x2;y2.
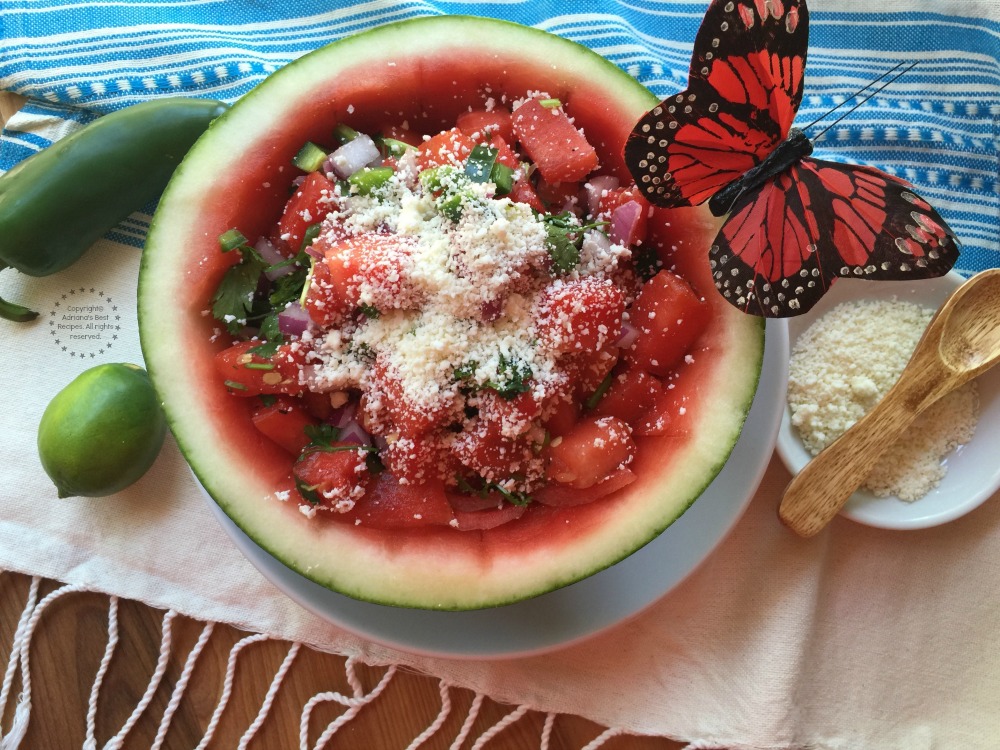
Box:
787;297;979;501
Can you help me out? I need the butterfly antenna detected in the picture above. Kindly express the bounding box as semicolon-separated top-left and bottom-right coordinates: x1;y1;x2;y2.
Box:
802;61;918;138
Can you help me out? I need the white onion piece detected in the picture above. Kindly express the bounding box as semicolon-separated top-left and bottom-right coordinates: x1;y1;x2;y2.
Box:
277;301;310;336
583;175;619;216
615;319;639;350
610;200;643;246
256;237;294;281
329;134;381;179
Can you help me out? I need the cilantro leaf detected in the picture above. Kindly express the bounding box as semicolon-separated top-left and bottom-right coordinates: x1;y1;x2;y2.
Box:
211;253;266;334
541;211;609;275
303;424;341;452
454;474;533;506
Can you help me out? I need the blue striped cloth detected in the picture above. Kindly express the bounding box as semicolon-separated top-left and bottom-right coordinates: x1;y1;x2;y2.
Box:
1;1;997;272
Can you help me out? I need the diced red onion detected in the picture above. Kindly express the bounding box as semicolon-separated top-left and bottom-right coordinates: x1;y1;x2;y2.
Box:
338;420;372;447
480;298;503;322
610;200;643;246
256;237;294;281
327;401;358;429
615;319;639;350
583;175;619;216
534;468;636;507
452;503;527;530
277;301;310;337
448;492;503;513
328;134;381;179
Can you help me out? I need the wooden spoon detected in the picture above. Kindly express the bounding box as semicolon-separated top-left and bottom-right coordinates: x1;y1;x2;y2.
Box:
779;269;1000;537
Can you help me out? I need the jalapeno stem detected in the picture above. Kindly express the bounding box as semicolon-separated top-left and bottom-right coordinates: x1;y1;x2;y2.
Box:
0;264;39;322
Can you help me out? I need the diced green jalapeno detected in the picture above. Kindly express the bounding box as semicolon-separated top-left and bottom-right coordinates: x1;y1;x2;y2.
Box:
490;162;515;195
347;166;394;195
377;136;413;157
333;123;359;144
219;228;248;252
292;142;328;173
465;144;498;183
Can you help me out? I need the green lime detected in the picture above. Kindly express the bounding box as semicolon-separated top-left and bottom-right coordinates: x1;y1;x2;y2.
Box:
37;363;167;498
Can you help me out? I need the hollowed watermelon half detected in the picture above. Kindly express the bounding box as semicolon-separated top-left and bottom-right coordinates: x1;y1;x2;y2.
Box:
138;16;764;610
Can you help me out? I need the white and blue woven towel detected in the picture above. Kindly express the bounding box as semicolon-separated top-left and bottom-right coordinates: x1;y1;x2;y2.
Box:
1;0;997;272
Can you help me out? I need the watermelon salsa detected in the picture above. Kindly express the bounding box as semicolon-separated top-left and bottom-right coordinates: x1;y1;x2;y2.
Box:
208;93;713;531
139;17;763;609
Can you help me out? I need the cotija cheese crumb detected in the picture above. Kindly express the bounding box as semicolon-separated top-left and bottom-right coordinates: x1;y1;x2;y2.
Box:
787;297;979;501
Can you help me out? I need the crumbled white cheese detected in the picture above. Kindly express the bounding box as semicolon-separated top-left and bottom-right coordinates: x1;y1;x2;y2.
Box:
788;298;979;501
302;159;627;463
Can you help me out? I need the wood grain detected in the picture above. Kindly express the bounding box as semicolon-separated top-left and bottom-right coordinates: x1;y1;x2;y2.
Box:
0;91;686;749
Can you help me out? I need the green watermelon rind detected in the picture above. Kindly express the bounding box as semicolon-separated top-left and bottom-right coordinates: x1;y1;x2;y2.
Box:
139;16;765;610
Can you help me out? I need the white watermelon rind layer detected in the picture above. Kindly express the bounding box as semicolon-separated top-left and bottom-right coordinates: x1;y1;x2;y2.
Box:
139;16;765;610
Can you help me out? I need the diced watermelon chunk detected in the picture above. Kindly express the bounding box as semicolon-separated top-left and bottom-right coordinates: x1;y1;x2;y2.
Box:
512;98;599;183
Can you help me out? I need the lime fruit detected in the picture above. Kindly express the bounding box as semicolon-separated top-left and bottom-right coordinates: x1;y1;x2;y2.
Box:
37;363;167;498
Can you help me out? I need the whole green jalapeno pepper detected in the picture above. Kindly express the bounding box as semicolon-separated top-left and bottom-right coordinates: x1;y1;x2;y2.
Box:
0;97;229;322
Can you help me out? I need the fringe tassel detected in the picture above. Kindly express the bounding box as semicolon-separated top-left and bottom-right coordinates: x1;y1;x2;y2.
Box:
0;574;643;749
101;610;178;750
237;641;300;750
470;703;531;750
83;595;120;750
1;581;89;750
581;726;626;750
540;712;556;750
404;679;452;750
0;577;39;730
151;620;214;750
451;691;484;750
302;657;398;750
194;632;272;750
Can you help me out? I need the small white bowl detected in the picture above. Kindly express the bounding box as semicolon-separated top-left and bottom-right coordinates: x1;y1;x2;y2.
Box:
775;271;1000;530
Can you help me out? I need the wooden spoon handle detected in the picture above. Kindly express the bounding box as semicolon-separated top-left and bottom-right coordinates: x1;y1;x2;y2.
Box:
778;384;925;537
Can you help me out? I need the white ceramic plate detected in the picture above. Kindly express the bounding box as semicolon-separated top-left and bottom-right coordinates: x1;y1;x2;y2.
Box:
203;322;788;659
776;272;1000;530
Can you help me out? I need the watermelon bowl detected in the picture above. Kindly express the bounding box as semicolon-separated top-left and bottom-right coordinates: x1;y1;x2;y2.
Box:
138;16;780;628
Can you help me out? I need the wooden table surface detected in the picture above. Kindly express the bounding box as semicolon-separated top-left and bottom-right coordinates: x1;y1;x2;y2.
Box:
0;91;687;750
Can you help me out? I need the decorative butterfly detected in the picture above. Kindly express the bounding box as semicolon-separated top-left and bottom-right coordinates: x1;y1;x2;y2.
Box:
624;0;959;317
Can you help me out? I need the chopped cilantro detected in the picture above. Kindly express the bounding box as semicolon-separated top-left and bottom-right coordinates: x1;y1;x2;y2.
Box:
541;212;609;274
452;360;478;382
211;252;266;334
584;371;615;411
303;423;341;452
358;303;380;319
486;354;532;399
455;475;533;506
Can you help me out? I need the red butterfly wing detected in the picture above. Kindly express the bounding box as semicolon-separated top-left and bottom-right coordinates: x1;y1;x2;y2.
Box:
709;158;960;316
625;0;808;207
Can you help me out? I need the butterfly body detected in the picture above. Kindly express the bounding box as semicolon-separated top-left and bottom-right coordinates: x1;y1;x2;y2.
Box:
625;0;959;317
709;127;812;217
